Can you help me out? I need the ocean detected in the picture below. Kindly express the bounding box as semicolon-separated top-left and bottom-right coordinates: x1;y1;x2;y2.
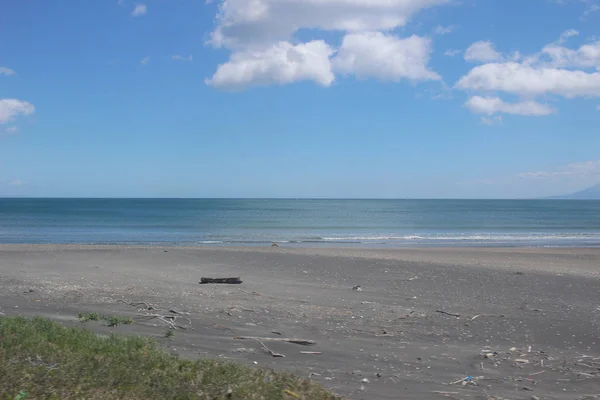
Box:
1;198;600;247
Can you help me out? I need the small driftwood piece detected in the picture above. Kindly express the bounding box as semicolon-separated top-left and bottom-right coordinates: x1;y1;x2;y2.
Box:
436;310;461;317
234;336;316;346
117;300;160;311
255;339;285;358
200;277;243;284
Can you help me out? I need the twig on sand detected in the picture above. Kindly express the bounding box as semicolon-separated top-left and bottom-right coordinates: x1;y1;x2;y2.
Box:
234;336;316;346
300;351;322;355
117;300;160;311
200;277;243;284
135;313;191;330
436;310;461;318
433;391;460;396
255;339;285;358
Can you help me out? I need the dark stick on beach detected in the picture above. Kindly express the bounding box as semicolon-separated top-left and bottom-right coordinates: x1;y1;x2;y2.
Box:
199;277;243;284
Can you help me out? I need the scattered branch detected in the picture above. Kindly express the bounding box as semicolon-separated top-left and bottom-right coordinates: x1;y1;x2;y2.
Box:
436;310;461;318
255;339;285;358
234;336;316;346
117;300;160;311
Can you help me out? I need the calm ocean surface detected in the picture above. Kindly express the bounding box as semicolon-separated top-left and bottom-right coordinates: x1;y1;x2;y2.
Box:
1;199;600;247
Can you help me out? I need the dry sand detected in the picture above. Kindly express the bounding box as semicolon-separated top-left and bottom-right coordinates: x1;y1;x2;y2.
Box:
0;245;599;399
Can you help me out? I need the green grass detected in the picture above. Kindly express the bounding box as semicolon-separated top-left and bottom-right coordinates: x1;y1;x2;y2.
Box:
0;316;339;400
164;329;175;339
77;312;133;326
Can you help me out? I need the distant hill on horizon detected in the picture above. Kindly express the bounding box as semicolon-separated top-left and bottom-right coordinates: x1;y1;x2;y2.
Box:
546;184;600;199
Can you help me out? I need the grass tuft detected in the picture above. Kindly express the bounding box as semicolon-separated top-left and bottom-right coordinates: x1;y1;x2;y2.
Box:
0;316;339;400
78;312;133;326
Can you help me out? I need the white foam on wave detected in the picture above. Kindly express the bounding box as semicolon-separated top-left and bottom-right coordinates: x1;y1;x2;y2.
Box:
320;234;600;242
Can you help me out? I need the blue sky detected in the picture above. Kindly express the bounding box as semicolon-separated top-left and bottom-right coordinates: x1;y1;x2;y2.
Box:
1;0;599;198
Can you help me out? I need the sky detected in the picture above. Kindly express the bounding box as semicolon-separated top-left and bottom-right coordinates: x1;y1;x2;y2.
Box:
1;0;599;199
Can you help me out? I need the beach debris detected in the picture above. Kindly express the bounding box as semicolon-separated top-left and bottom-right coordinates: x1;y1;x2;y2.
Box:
23;288;35;293
234;336;316;346
117;300;160;311
117;300;192;330
136;313;190;330
200;277;243;284
436;310;461;318
255;338;286;358
432;392;460;397
300;351;322;355
271;243;279;247
352;285;363;291
361;378;370;384
450;375;482;386
284;389;299;398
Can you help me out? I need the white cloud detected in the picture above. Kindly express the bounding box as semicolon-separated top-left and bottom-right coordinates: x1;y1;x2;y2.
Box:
170;54;193;62
434;25;455;35
557;29;579;44
333;32;440;82
481;115;502;125
131;3;147;17
444;49;461;57
464;41;503;62
466;96;555;116
206;0;451;89
0;99;35;124
4;126;18;135
540;40;600;69
0;67;15;76
141;56;150;65
210;0;451;48
597;104;600;110
8;180;26;186
582;2;600;18
456;62;600;97
206;40;335;89
518;160;600;179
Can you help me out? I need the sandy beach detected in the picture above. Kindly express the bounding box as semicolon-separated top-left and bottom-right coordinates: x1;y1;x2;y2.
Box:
0;245;598;399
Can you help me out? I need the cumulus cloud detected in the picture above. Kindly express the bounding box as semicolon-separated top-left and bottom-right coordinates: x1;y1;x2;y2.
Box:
210;0;450;48
456;63;600;97
464;41;503;62
206;40;335;89
0;67;15;76
0;99;35;124
131;3;147;16
540;39;600;69
141;56;150;65
465;96;555;116
206;0;449;89
518;160;600;179
457;31;600;119
333;32;440;82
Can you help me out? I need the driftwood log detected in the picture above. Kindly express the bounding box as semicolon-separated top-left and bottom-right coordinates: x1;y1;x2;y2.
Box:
200;277;243;284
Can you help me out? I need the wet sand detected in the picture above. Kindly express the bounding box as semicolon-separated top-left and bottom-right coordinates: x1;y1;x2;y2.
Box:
0;245;599;399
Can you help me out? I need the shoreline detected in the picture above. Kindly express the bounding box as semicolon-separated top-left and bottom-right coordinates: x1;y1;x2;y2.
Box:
1;245;599;399
2;243;600;277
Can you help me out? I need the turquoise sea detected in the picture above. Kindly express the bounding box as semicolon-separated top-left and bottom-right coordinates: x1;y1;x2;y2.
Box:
1;199;600;247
